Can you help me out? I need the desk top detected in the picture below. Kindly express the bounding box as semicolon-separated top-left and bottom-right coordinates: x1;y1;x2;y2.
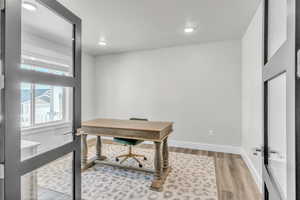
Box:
82;118;173;132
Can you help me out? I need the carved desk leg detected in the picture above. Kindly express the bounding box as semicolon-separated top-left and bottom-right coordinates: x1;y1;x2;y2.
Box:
96;136;107;161
163;137;169;170
81;134;88;168
163;137;170;171
162;137;171;179
151;141;163;191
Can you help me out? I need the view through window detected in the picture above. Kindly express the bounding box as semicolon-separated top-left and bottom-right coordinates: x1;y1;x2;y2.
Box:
21;83;65;127
20;61;71;128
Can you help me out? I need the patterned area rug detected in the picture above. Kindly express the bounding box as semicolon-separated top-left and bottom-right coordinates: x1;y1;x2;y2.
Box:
38;144;218;200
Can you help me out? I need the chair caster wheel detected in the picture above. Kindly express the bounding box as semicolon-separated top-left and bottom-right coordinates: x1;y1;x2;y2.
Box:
116;158;119;162
143;157;147;161
139;164;143;168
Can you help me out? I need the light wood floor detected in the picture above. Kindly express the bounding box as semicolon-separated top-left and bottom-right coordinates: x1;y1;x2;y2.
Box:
89;139;262;200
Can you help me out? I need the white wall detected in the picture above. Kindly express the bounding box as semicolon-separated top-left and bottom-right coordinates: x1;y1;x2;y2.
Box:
94;40;242;146
82;53;97;120
241;3;263;189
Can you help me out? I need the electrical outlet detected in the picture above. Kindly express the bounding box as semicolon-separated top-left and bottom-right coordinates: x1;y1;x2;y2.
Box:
209;130;214;136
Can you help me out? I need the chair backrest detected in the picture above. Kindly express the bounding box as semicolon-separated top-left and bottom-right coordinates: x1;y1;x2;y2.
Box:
129;118;148;121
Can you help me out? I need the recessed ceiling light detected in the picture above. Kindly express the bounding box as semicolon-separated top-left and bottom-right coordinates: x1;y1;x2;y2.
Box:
22;1;38;11
98;41;107;46
184;27;196;33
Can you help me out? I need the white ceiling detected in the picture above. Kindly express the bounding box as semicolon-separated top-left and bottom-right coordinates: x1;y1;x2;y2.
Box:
53;0;261;56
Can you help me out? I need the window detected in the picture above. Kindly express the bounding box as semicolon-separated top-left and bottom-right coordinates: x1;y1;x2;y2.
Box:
20;61;74;160
20;58;72;129
21;83;67;128
21;83;32;127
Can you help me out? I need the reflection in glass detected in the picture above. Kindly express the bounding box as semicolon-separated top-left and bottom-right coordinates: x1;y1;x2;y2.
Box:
21;63;69;76
34;84;64;124
21;83;73;161
21;83;32;127
268;73;287;198
21;0;73;76
267;0;287;59
21;153;73;200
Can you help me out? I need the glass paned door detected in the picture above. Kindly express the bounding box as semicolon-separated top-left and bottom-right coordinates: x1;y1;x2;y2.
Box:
263;0;297;199
2;0;81;199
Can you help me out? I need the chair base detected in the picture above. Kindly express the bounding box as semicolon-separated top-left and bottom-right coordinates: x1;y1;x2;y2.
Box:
115;146;147;168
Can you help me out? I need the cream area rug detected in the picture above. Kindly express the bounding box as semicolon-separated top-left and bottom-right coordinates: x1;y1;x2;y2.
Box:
38;143;218;200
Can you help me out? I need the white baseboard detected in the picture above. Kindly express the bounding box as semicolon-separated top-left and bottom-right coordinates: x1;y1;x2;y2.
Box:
97;136;241;155
240;148;262;192
167;139;242;155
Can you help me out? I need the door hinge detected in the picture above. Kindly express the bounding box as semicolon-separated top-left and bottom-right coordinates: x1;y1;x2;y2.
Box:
0;164;3;179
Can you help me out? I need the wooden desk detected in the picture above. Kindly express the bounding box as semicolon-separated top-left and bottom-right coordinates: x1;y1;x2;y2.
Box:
77;118;173;191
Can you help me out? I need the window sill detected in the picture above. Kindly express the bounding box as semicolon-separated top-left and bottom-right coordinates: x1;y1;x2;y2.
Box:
21;140;40;150
21;121;72;136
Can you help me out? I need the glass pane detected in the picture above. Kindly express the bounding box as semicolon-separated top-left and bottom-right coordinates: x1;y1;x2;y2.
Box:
21;83;73;161
21;153;73;200
267;0;287;59
21;83;32;127
268;73;287;198
35;84;64;124
21;0;73;76
21;63;69;76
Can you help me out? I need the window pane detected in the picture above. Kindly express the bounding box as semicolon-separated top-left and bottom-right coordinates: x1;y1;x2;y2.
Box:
21;0;73;76
35;84;64;124
21;83;73;161
268;73;287;198
21;83;32;128
21;153;73;200
267;0;287;59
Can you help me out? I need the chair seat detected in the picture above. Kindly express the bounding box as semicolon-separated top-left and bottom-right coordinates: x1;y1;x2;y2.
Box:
113;138;143;146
